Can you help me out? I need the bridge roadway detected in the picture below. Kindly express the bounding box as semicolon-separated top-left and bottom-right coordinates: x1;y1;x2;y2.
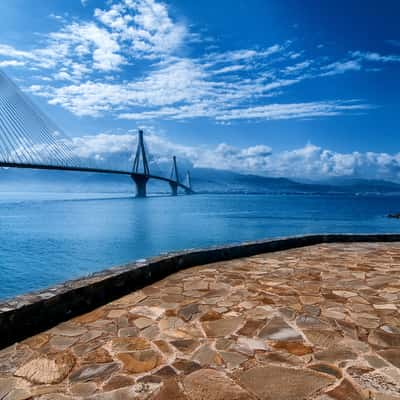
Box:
0;161;194;195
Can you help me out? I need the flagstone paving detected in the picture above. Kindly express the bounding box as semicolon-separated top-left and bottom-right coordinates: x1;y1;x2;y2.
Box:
1;242;400;399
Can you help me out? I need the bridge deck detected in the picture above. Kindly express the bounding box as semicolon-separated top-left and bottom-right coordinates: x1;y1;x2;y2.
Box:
0;161;193;193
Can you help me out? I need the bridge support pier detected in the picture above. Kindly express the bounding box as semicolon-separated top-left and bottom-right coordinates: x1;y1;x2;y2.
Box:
131;175;149;198
169;182;178;196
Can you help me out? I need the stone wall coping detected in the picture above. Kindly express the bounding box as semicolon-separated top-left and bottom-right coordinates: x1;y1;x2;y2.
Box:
1;233;400;349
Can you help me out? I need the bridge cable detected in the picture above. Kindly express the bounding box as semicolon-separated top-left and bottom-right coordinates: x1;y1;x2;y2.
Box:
0;70;79;167
14;93;75;166
0;101;28;164
0;95;53;164
0;99;37;164
1;86;66;166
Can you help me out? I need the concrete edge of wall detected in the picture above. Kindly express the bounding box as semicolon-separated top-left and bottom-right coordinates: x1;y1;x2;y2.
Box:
1;233;400;349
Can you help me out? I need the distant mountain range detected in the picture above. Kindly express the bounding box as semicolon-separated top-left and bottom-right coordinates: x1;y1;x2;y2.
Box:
190;168;400;195
1;166;400;195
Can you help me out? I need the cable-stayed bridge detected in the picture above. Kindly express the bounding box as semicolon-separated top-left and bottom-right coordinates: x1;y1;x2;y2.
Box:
0;70;193;197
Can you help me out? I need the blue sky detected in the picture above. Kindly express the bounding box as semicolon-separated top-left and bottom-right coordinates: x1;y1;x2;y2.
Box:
0;0;400;180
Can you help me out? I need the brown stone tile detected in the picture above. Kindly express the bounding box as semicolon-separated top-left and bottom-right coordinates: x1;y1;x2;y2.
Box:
314;346;358;363
48;336;79;351
173;359;201;375
308;363;343;378
192;344;223;366
72;339;103;357
52;323;88;337
369;326;400;348
117;350;161;374
325;378;365;400
111;337;151;352
70;382;97;396
73;308;106;324
303;329;343;348
364;354;389;369
272;341;313;356
303;304;321;317
21;333;50;350
378;349;400;368
170;339;200;354
202;317;243;337
236;365;335;400
154;365;177;378
237;320;264;337
118;326;139;337
178;303;201;322
258;317;302;342
69;362;120;383
81;348;112;364
14;351;75;384
184;369;254;400
199;310;222;322
153;339;174;356
220;351;248;369
103;374;135;391
151;379;188;400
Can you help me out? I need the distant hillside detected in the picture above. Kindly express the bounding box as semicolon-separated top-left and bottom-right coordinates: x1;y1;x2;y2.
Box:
190;168;327;193
190;168;400;194
1;166;400;195
317;177;400;192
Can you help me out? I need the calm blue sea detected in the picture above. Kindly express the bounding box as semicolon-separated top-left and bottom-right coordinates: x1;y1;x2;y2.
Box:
1;192;400;301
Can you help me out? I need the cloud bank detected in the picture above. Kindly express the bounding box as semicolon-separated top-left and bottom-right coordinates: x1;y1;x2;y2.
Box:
67;132;400;182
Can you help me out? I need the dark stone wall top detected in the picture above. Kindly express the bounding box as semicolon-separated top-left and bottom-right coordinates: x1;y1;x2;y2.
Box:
1;233;400;349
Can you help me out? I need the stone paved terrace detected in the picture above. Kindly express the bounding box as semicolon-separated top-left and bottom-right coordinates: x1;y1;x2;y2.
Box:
1;242;400;400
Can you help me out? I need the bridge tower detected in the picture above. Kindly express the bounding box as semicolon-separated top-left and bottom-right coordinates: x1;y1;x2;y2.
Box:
185;170;192;194
131;129;150;197
169;155;179;196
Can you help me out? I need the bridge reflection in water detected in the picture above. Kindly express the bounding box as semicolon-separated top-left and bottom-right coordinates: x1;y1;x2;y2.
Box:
0;70;193;197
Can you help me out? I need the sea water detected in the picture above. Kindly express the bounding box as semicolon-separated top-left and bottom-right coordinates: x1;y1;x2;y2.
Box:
1;192;400;300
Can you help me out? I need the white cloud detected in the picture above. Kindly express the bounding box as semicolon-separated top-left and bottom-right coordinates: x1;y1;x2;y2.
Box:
64;132;400;181
320;60;362;76
284;60;312;74
317;49;400;78
117;99;371;122
94;0;186;57
35;58;208;116
71;133;135;158
2;0;397;123
214;100;371;121
0;44;37;60
48;22;125;72
29;50;371;121
265;144;400;181
0;21;125;77
205;44;283;65
0;60;25;67
351;50;400;63
212;65;247;75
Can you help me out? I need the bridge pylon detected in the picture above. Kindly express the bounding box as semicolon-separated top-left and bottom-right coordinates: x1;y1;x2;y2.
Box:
169;155;179;196
131;129;150;197
185;170;193;194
